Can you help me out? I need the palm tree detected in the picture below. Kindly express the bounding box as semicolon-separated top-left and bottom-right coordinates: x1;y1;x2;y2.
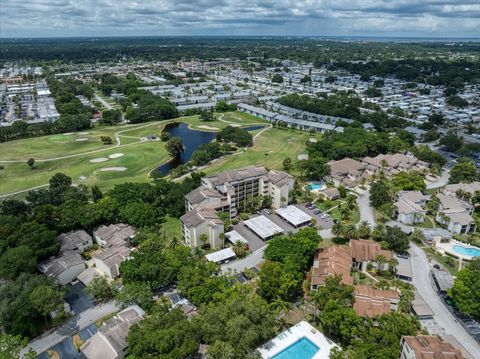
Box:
376;255;386;272
344;223;358;240
332;222;345;237
340;207;352;221
219;233;225;248
191;246;204;259
357;221;371;239
280;196;287;208
345;195;356;210
232;241;248;258
168;236;181;249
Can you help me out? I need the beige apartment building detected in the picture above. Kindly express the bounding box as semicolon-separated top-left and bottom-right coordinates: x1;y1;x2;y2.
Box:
181;166;294;248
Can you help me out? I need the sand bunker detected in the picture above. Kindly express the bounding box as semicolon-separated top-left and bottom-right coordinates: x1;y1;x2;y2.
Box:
78;176;88;180
78;132;90;135
89;157;109;163
100;167;127;172
108;153;124;159
75;138;89;142
229;124;242;127
63;132;74;136
308;138;318;143
198;125;219;131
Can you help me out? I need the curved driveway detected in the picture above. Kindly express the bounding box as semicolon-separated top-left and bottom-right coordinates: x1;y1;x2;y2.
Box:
409;243;480;357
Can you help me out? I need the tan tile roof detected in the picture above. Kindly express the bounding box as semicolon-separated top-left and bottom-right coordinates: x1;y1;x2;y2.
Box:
353;285;399;317
402;336;463;359
204;166;267;186
180;207;223;228
311;246;353;286
327;157;364;176
350;239;393;261
185;186;222;205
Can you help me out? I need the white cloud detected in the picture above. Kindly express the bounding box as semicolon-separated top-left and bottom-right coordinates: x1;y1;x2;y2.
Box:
1;0;479;37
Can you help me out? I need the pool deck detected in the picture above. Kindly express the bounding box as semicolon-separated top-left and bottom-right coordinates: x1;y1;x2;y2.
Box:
258;321;339;359
436;240;480;261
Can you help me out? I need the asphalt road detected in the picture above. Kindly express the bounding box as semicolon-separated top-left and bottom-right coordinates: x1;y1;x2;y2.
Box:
426;168;451;190
409;243;480;357
357;190;376;227
25;301;120;357
221;246;265;274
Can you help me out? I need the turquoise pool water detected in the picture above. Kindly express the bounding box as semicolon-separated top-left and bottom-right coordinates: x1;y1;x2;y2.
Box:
272;337;319;359
305;183;324;191
453;245;480;257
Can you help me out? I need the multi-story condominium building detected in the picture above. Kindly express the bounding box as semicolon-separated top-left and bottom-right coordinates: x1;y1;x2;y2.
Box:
181;166;294;248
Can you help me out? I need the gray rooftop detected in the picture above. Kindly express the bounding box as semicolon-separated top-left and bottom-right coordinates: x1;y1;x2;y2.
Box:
244;215;284;239
275;205;312;227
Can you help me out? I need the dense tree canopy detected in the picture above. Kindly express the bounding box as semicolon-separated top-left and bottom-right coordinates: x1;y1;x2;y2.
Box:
449;158;478;184
128;306;199;358
449;258;480;320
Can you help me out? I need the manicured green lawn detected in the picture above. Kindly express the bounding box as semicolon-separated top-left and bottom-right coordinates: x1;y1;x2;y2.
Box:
0;126;124;160
415;216;435;228
203;127;316;175
0;140;170;195
161;216;182;240
0;112;315;197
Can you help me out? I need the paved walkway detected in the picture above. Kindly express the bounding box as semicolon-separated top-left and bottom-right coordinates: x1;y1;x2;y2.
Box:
94;93;114;111
25;301;120;356
357;190;376;227
409;243;480;358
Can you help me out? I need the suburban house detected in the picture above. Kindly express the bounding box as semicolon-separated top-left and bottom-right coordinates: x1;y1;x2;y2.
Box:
37;252;86;285
93;245;132;280
399;336;463;359
350;239;393;271
326;157;367;188
443;181;480;198
310;246;353;290
394;191;430;225
361;153;429;177
181;207;224;248
80;305;145;359
58;230;93;254
353;285;400;317
320;187;341;200
93;224;135;248
326;153;428;189
435;193;476;234
181;166;294;248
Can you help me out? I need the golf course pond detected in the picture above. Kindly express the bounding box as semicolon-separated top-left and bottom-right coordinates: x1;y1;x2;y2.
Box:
155;122;264;176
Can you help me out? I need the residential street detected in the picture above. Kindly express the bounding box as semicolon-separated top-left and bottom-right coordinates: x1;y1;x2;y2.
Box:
221;246;265;274
426;168;451;189
357;190;376;227
409;243;480;357
25;301;120;356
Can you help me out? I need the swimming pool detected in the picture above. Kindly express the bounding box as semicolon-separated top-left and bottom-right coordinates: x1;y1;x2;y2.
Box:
453;245;480;257
305;182;325;191
272;337;319;359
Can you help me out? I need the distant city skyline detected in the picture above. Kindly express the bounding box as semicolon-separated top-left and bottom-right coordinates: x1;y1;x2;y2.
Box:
1;0;479;38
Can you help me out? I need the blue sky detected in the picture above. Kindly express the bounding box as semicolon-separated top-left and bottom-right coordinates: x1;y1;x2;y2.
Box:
1;0;479;38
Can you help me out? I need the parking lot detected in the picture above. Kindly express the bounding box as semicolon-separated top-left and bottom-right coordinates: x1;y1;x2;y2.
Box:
228;203;333;252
